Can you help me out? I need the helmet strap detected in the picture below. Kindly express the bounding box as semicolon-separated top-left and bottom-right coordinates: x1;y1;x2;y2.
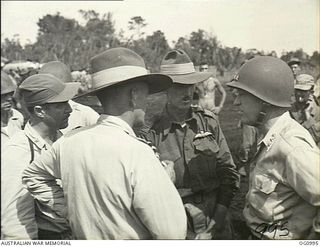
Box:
254;102;269;127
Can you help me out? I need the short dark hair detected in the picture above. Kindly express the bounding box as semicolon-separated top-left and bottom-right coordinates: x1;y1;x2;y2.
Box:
200;61;209;66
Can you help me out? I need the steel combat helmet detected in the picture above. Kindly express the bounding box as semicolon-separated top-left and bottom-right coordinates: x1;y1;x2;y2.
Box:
227;56;294;107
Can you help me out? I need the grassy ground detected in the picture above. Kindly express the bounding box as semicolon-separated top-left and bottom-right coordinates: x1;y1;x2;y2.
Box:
74;70;250;239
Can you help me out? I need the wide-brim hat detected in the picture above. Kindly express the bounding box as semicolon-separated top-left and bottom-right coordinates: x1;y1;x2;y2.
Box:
288;57;301;66
160;49;212;84
294;74;314;91
74;47;172;98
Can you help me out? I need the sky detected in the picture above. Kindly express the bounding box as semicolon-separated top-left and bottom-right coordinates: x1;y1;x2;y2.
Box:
1;0;319;55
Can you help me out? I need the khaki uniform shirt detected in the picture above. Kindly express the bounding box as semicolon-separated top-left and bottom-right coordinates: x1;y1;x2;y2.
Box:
1;122;68;239
1;108;24;148
147;107;239;208
244;112;320;239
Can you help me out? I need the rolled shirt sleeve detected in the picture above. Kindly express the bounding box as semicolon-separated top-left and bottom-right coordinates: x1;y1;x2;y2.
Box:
2;144;38;239
22;140;67;220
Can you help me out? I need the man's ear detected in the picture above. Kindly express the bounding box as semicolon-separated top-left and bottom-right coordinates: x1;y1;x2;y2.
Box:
130;87;139;109
33;105;45;118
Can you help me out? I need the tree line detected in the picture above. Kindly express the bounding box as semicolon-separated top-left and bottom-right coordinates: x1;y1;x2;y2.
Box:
1;10;319;75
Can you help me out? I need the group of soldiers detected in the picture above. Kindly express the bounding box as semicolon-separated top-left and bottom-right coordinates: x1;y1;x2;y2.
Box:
1;47;319;240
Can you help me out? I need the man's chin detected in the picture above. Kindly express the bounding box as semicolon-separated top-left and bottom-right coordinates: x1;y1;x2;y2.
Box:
59;121;69;130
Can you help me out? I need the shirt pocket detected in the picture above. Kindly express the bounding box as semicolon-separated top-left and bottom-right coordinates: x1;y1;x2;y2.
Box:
255;174;278;194
250;174;279;221
193;134;219;156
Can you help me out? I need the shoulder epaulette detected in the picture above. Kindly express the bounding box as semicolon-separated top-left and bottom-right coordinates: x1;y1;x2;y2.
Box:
191;105;205;113
192;106;217;119
202;109;219;120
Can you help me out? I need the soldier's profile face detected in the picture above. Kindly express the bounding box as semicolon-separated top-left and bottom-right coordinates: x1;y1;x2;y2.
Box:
42;101;73;130
234;89;262;125
167;83;195;110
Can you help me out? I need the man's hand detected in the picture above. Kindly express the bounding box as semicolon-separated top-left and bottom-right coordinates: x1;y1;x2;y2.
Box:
161;160;176;183
212;106;222;114
195;219;216;240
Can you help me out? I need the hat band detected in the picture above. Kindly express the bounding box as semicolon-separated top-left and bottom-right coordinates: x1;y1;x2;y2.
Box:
160;62;195;75
92;66;148;88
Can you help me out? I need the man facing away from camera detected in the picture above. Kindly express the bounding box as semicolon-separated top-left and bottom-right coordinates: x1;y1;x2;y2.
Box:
228;56;320;239
22;47;187;240
2;74;80;239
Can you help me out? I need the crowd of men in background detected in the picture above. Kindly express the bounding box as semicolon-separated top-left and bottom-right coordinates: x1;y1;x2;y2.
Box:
1;48;319;240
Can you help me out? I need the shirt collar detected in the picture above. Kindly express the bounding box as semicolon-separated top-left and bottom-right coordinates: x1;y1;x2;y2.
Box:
24;121;59;150
68;100;79;111
97;114;136;137
161;106;197;136
11;108;20;120
259;111;291;151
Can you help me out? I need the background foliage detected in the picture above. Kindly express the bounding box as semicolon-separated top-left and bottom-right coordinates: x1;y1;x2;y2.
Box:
2;10;319;76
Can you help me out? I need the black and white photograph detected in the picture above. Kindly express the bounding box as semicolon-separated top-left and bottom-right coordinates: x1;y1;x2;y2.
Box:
1;0;319;244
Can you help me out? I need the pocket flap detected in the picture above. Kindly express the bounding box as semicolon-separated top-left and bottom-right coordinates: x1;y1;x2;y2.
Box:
255;174;278;194
193;136;219;155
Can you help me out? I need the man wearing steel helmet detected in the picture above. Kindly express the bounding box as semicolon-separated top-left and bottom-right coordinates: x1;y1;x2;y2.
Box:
290;74;320;145
144;49;239;239
1;71;24;148
228;56;320;239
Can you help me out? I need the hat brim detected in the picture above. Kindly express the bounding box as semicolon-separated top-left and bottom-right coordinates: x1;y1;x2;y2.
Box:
168;72;212;84
74;74;172;99
227;80;258;98
47;82;80;103
288;61;301;66
294;85;312;90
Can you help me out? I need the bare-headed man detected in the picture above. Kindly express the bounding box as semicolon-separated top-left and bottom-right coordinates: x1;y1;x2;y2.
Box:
194;62;226;115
